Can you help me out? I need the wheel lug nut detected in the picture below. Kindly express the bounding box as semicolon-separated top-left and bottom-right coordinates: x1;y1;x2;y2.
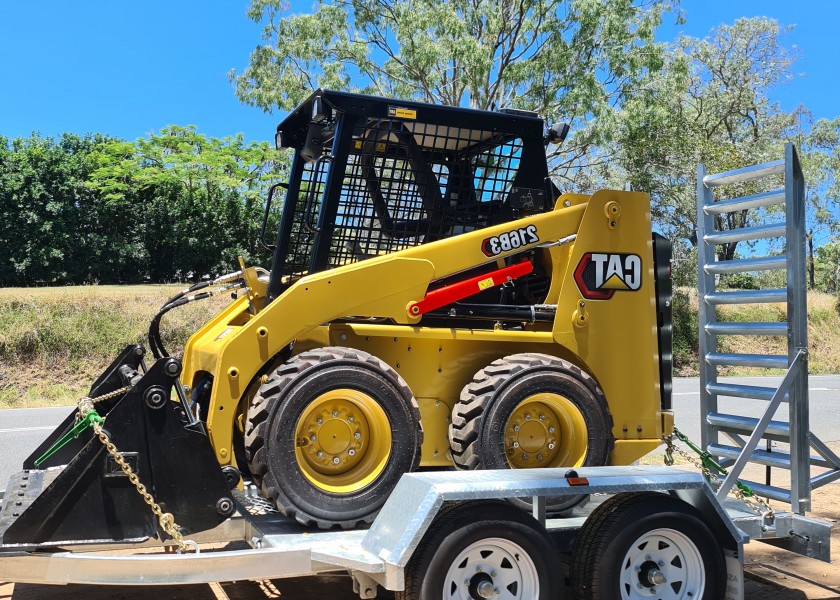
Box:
316;418;323;425
513;442;519;448
539;414;545;421
548;426;555;433
548;443;555;450
349;449;356;456
522;453;529;460
310;435;317;442
464;579;471;585
333;457;340;464
513;425;520;432
658;560;664;567
490;570;496;577
354;432;361;439
476;566;482;572
317;451;324;458
537;454;543;461
332;410;339;417
524;414;531;420
348;416;354;423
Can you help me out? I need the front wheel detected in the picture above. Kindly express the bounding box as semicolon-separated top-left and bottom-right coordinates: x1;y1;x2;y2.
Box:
244;347;422;528
397;502;561;600
570;492;727;600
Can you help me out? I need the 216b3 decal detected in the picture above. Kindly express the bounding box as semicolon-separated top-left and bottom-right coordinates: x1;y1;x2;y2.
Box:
482;225;539;257
574;252;642;299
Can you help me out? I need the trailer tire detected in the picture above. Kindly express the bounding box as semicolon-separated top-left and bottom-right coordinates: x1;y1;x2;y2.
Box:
396;501;560;600
450;353;613;514
570;492;726;600
245;347;422;529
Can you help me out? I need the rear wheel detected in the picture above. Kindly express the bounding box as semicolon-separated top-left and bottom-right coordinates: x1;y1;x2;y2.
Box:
570;492;726;600
245;347;422;528
450;353;613;514
396;501;560;600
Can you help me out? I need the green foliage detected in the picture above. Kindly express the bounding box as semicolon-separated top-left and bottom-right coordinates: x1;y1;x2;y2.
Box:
231;0;675;190
0;133;133;285
815;241;840;293
723;273;760;290
615;17;799;253
671;289;698;373
89;127;281;280
0;130;282;285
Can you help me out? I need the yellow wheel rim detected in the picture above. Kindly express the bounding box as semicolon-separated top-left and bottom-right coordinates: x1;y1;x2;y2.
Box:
294;389;392;494
503;393;588;469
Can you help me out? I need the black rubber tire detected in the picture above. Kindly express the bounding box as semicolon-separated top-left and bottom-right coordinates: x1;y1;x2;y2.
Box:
244;347;422;529
449;353;613;514
395;501;561;600
570;492;727;600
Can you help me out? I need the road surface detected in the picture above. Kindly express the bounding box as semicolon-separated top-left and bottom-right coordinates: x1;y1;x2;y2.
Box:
1;375;839;490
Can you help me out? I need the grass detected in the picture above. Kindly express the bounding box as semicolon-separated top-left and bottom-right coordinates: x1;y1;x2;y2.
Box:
0;285;229;408
0;285;838;408
674;288;840;376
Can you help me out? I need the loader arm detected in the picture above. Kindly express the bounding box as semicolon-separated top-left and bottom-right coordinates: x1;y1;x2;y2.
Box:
182;198;591;466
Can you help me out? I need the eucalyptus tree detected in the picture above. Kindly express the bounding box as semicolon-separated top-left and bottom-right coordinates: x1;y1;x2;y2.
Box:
231;0;676;189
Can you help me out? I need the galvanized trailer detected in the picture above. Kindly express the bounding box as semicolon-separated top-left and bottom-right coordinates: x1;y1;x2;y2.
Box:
1;466;749;599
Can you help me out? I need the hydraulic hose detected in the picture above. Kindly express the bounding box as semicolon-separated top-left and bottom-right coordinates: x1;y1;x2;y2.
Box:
148;272;247;359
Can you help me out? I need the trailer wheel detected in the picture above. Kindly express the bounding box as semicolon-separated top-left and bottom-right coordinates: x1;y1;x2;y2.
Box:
570;492;726;600
396;501;559;600
245;347;422;528
450;353;613;513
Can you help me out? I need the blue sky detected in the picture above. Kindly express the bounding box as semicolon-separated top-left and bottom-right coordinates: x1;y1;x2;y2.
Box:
0;0;836;144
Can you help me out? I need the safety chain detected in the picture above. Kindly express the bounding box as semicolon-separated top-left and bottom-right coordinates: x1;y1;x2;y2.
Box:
76;390;198;554
663;428;774;520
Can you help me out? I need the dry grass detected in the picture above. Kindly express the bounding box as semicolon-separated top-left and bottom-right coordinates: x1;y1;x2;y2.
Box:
717;290;840;375
0;285;229;408
0;285;838;408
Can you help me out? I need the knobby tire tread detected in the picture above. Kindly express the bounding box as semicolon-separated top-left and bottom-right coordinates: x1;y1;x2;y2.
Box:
244;346;421;529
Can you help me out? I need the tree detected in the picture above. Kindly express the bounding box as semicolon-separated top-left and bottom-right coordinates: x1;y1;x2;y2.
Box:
614;17;800;268
231;0;676;189
89;127;281;280
796;117;840;288
0;133;133;285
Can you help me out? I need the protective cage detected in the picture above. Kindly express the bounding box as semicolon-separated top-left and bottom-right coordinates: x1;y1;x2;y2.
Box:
268;91;553;296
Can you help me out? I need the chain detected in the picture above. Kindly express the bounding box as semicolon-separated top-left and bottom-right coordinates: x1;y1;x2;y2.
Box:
663;432;774;520
74;387;130;424
77;391;198;554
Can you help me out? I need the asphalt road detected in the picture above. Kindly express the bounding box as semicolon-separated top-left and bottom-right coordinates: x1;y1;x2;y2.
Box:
669;374;840;449
1;375;839;490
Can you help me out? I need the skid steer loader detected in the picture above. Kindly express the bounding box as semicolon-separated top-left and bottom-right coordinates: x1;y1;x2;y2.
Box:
2;91;673;546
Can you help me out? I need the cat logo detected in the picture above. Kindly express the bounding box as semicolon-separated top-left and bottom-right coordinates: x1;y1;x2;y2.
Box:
574;252;642;300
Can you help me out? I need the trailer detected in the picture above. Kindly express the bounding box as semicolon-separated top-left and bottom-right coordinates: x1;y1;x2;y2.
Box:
0;144;833;599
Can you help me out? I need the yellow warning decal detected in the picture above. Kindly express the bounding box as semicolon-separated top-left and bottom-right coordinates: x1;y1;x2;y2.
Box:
376;142;387;152
477;277;494;291
354;140;363;149
388;106;417;120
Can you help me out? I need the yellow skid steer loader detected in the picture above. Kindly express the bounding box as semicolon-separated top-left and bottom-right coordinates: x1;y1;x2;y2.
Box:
6;91;673;545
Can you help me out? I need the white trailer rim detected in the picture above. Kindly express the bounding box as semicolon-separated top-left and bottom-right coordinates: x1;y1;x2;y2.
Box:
442;537;539;600
619;528;705;600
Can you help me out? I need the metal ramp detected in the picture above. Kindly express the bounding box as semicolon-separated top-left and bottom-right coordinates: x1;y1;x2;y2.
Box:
697;143;840;516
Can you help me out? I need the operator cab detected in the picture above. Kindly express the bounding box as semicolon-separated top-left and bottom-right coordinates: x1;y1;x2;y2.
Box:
264;90;555;301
